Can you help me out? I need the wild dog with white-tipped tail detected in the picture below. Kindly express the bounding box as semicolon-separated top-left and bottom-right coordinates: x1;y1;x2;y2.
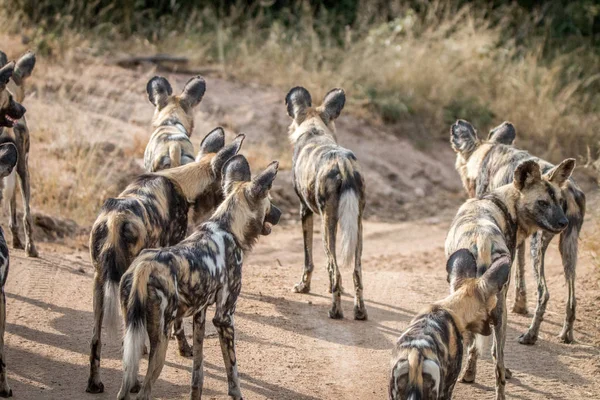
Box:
285;86;367;320
117;155;281;400
86;128;243;394
390;250;509;400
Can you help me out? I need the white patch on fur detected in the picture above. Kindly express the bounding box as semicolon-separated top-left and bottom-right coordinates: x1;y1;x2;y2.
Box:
408;339;431;349
103;281;121;339
423;359;441;396
157;289;168;334
168;133;188;141
174;123;187;135
476;333;489;357
203;256;218;275
338;190;359;268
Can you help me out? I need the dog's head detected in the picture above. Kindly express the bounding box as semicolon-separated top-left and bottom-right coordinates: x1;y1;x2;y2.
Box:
513;158;574;234
147;75;206;134
0;62;26;128
0;142;18;179
446;250;510;336
216;155;281;250
191;128;245;219
285;86;345;143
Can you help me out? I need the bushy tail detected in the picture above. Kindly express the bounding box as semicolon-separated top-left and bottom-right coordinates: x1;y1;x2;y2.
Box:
406;349;424;400
169;143;182;168
119;265;152;394
476;235;492;276
103;281;121;339
338;190;360;268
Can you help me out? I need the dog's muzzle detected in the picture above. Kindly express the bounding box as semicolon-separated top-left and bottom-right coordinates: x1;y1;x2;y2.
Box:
262;204;281;235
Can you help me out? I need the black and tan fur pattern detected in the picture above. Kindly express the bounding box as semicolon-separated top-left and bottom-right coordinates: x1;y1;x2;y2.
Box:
0;133;21;399
451;119;586;345
85;128;243;394
0;51;37;258
445;158;575;400
285;86;367;320
144;75;206;172
390;250;509;400
117;155;281;400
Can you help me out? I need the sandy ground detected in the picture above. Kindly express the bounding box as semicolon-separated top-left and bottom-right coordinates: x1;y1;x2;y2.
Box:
4;214;600;399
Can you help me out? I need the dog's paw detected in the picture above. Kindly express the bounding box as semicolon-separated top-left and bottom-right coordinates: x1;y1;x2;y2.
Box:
293;282;311;294
518;331;538;345
353;305;368;321
558;329;574;344
85;379;104;394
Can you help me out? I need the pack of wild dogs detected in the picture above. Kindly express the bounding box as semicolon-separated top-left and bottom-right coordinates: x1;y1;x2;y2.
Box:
0;51;586;400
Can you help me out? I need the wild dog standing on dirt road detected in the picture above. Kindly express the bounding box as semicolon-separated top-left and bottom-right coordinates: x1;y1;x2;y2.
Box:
0;69;25;397
117;155;281;400
86;129;243;394
285;86;367;320
0;51;37;257
389;250;509;400
445;158;575;400
451;119;586;345
144;75;206;172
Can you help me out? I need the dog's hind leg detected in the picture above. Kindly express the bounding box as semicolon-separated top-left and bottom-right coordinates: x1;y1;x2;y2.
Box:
322;205;343;319
6;171;22;251
491;288;508;400
558;217;582;343
512;242;528;315
86;274;105;393
173;317;192;357
519;231;552;345
293;203;314;294
15;143;37;257
0;288;12;398
137;307;169;400
190;309;207;400
353;217;367;320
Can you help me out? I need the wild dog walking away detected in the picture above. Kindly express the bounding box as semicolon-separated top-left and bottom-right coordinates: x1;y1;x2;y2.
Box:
86;128;244;394
0;72;23;397
451;119;586;345
144;75;206;172
445;158;575;400
285;86;367;320
0;51;37;257
117;154;281;400
389;250;509;400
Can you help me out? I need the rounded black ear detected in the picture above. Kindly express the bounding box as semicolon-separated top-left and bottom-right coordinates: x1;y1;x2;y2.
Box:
0;51;7;68
488;121;515;145
0;143;18;177
480;255;511;298
249;161;279;200
198;127;225;158
222;154;252;194
285;86;312;120
450;119;479;155
446;249;477;288
545;158;575;187
212;134;245;175
180;76;206;109
13;51;36;85
319;88;345;124
146;76;173;108
0;61;15;91
514;159;542;191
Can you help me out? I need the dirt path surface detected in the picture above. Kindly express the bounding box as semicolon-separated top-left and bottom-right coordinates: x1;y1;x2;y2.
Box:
4;215;600;399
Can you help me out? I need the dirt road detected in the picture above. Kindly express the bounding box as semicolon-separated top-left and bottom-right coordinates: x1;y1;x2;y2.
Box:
4;215;600;399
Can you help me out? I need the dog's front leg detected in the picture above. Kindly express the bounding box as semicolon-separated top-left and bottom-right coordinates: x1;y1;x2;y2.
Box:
213;310;243;400
174;316;193;357
492;287;508;400
190;309;206;400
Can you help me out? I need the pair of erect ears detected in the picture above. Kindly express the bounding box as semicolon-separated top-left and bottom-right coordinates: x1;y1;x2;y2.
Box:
285;86;346;125
147;76;206;110
195;126;278;200
513;158;575;191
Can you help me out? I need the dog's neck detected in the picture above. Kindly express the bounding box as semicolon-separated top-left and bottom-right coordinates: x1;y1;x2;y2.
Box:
158;156;215;202
158;117;189;136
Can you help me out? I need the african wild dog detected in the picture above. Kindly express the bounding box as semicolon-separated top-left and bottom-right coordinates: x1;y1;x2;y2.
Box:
144;75;206;172
390;250;509;400
0;94;22;397
86;128;243;394
117;154;281;400
451;119;586;345
285;86;367;320
0;51;37;257
445;158;575;400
